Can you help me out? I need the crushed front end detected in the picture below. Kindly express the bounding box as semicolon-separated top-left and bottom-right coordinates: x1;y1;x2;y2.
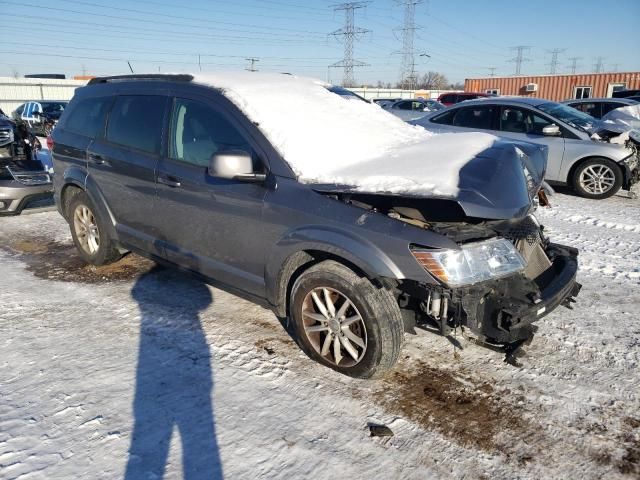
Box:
405;215;581;344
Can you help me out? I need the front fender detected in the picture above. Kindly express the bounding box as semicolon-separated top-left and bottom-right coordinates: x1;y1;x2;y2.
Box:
265;224;417;314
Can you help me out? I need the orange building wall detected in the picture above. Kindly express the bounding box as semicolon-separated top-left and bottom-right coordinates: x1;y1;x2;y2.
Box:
464;72;640;101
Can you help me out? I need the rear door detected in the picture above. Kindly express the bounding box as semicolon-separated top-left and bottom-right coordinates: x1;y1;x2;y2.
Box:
493;105;566;181
87;93;168;251
153;94;270;297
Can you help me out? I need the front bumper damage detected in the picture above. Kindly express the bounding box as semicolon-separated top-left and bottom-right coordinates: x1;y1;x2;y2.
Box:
409;242;581;345
621;154;640;191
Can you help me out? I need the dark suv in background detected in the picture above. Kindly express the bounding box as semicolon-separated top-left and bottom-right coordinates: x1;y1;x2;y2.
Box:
51;74;580;378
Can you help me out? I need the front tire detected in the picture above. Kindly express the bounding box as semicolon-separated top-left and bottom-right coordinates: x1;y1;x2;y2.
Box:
68;191;122;266
290;260;404;378
572;158;622;199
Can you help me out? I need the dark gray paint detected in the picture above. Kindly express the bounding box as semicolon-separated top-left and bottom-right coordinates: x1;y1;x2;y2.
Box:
52;79;544;309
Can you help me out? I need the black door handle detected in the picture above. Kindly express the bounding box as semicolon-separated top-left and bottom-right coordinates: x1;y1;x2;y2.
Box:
88;152;105;164
157;175;181;188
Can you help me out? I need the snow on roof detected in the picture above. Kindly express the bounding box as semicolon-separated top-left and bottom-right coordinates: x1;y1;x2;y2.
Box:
192;72;498;196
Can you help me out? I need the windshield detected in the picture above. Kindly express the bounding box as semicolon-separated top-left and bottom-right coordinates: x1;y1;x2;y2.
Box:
326;86;369;103
536;102;596;131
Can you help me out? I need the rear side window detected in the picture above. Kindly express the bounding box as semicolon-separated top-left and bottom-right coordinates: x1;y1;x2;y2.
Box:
601;102;624;115
106;95;165;154
430;109;456;125
440;94;456;103
569;102;600;118
452;105;497;129
65;97;111;138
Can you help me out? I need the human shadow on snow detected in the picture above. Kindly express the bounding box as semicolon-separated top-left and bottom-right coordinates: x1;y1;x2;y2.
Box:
125;266;223;479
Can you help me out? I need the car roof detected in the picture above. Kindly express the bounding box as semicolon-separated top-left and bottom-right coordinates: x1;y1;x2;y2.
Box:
443;96;552;107
561;97;638;105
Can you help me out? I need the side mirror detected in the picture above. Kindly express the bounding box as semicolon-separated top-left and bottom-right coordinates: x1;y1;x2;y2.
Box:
208;150;266;183
542;124;561;136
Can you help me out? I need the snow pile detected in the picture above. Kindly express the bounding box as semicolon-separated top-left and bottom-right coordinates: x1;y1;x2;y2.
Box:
601;104;640;130
192;72;498;196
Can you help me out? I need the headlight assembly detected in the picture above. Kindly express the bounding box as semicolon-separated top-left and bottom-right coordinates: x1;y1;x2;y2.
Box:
411;238;526;287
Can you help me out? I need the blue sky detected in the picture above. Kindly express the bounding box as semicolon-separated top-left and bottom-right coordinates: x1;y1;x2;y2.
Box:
1;0;638;84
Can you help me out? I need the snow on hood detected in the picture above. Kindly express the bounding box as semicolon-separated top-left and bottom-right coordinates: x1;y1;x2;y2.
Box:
191;72;498;196
601;104;640;130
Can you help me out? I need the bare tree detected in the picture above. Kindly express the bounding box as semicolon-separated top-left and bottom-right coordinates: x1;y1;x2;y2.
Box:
419;71;449;89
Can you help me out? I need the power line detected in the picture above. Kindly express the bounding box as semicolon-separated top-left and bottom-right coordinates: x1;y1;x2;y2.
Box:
546;48;565;74
487;67;497;77
396;0;424;89
509;46;531;75
567;56;582;74
330;2;370;87
3;1;327;39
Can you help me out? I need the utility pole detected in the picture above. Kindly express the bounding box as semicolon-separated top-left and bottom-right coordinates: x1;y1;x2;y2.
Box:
567;56;582;74
245;57;260;72
395;0;423;90
487;67;497;77
546;48;565;74
330;2;370;87
509;46;531;75
593;56;604;73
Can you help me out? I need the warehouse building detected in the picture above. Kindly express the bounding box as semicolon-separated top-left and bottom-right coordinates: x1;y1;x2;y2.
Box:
464;72;640;102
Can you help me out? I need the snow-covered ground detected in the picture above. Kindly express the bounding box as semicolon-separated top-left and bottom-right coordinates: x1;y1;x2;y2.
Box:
1;190;639;479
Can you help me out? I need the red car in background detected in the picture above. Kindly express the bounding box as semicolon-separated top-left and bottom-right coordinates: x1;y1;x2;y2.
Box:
437;92;491;106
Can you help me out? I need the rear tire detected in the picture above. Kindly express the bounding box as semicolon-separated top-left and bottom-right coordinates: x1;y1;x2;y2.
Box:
572;158;622;199
68;191;122;266
290;260;404;378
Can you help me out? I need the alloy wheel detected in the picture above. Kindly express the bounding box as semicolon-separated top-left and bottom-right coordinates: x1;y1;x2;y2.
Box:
73;205;100;255
579;164;616;195
301;287;368;367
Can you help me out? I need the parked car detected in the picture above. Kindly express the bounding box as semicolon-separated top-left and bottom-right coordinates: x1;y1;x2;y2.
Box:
437;92;491;107
0;116;53;215
613;89;640;102
51;73;581;378
12;100;68;136
372;97;402;108
383;98;445;121
561;98;638;119
413;97;640;199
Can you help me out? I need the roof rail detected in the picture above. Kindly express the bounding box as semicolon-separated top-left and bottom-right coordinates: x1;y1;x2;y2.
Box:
87;74;194;85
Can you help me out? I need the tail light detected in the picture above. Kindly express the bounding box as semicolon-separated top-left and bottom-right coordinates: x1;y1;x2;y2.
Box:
46;135;54;150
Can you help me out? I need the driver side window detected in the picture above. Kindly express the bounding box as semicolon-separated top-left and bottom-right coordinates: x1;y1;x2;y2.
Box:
499;106;553;135
170;98;256;168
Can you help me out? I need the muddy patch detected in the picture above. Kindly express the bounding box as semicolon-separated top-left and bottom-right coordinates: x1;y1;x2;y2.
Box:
3;237;154;283
593;416;640;475
255;337;295;356
368;362;537;454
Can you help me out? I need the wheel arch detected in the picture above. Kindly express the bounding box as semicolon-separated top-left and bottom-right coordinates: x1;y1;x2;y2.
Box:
269;246;398;319
60;171;119;242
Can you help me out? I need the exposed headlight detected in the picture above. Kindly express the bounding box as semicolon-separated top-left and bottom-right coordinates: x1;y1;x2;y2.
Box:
411;238;526;287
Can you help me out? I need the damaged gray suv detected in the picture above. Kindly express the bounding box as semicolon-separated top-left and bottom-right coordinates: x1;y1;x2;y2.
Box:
51;73;581;378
